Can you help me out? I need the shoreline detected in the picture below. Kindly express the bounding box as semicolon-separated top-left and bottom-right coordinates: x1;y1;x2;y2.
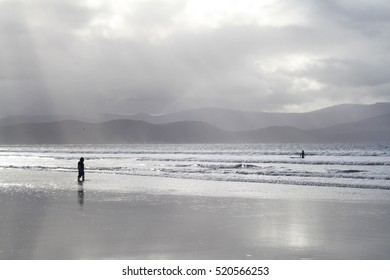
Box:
1;169;390;259
1;168;390;202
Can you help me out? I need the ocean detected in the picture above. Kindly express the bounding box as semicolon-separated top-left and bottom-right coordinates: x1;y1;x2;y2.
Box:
1;143;389;190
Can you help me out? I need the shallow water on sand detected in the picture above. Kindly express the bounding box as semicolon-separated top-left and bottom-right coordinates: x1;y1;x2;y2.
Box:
1;171;390;259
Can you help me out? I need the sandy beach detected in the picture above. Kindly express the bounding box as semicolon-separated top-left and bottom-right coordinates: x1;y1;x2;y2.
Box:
1;169;390;260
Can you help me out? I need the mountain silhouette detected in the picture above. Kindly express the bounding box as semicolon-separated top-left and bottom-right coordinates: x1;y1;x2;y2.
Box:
0;103;389;144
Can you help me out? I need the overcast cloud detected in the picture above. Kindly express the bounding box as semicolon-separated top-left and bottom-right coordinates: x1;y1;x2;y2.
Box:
1;0;390;116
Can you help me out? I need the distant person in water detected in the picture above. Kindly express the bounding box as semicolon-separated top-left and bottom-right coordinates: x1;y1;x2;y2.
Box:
301;150;305;159
78;157;85;182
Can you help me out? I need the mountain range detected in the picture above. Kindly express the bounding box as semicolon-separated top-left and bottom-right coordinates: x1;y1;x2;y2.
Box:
0;103;389;144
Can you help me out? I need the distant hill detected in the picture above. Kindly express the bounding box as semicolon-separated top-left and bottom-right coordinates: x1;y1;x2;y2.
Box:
309;113;390;143
1;103;389;144
120;102;390;131
0;113;389;144
0;115;94;127
238;126;321;143
2;102;390;132
0;119;230;144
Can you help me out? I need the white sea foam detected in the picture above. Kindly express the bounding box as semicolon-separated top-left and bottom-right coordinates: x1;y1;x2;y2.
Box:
0;143;389;190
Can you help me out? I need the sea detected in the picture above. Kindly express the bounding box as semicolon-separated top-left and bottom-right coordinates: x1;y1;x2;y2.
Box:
0;143;389;190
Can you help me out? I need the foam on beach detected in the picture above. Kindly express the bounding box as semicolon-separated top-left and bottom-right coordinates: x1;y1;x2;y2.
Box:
1;143;390;190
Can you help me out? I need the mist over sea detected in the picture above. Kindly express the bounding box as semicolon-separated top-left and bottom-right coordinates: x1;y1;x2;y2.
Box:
1;143;389;190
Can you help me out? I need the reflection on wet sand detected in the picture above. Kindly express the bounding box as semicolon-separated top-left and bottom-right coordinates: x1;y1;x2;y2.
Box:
1;187;390;259
78;189;84;209
77;181;84;209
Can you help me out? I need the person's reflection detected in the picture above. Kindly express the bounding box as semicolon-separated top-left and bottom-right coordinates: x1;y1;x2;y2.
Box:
77;181;84;209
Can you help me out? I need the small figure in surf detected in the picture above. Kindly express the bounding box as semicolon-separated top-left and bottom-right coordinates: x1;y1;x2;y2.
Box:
301;150;305;159
78;157;85;182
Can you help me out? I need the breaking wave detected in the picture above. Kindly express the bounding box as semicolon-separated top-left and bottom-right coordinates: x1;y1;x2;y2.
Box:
1;143;389;190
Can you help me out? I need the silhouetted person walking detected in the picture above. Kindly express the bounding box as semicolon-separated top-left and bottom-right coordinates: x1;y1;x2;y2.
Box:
78;157;85;182
301;150;305;159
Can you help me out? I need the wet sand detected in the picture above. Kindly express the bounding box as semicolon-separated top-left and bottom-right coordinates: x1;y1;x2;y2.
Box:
1;169;390;259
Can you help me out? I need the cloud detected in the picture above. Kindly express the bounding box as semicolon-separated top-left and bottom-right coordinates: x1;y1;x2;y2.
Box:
295;58;390;87
1;0;390;116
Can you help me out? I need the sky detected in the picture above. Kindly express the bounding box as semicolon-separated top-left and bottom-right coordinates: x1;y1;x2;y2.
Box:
1;0;390;116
